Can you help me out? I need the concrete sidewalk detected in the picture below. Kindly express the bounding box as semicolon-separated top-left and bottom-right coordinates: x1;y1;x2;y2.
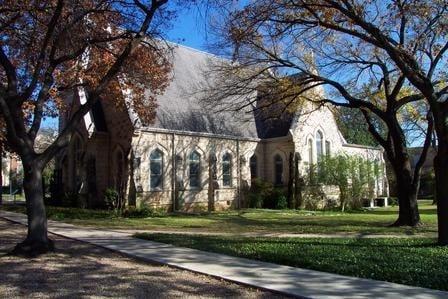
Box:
109;228;434;239
1;210;446;299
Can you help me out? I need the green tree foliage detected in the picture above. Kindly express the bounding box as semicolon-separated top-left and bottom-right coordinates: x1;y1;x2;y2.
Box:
306;154;382;212
335;107;378;147
246;178;288;210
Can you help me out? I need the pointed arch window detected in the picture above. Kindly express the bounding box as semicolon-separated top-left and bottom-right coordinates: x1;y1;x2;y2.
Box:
189;151;201;188
222;152;232;187
308;138;313;164
316;131;324;161
250;155;258;179
150;149;163;190
325;140;331;156
274;154;283;185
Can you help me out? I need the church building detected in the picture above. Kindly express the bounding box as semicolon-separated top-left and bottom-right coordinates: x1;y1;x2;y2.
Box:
55;44;388;211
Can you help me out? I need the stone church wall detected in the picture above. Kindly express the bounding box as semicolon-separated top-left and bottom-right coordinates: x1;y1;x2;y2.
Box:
260;136;295;185
289;101;387;200
129;128;259;212
55;68;389;210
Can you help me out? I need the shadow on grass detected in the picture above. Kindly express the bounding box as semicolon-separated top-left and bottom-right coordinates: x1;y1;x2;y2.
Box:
135;232;448;292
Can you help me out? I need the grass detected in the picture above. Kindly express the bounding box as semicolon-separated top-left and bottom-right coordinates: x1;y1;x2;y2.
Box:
135;233;448;291
1;193;25;202
2;200;443;290
0;200;438;236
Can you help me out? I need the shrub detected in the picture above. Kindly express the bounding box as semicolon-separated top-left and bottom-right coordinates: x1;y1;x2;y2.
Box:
247;178;273;208
245;179;288;210
103;188;127;212
123;204;167;218
302;185;325;210
248;192;264;208
104;188;120;211
123;206;152;218
275;195;288;210
388;197;398;206
306;154;383;211
61;192;79;207
264;188;287;209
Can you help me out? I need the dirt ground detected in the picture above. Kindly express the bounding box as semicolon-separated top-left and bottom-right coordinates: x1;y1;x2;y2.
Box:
0;219;286;298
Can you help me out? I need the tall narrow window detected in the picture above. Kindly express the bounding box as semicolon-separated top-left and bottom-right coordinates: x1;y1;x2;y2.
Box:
222;152;232;186
308;138;313;164
250;155;258;179
325;140;331;156
150;149;163;190
316;131;324;161
189;151;201;188
274;154;283;185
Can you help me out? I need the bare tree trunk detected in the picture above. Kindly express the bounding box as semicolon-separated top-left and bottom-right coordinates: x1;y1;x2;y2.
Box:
431;106;448;245
0;150;2;205
392;171;421;226
293;154;302;209
435;141;448;244
12;161;54;256
287;152;294;208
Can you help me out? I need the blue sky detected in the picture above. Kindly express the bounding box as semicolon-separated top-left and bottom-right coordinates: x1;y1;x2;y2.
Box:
165;5;210;51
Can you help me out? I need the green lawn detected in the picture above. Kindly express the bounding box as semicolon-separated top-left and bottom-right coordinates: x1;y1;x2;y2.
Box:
1;200;437;236
2;200;444;290
135;233;448;291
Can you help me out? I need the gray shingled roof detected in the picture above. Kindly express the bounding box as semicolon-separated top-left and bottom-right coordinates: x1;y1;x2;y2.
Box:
141;44;259;138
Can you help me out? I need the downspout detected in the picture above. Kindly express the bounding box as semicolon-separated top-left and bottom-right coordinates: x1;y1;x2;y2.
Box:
171;132;176;212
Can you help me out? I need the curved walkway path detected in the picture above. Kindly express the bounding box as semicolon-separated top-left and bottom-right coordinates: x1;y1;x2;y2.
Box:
1;210;446;299
110;228;435;239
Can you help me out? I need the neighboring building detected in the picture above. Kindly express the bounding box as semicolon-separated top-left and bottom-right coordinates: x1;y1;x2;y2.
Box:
1;129;56;195
55;43;389;211
1;152;22;193
408;147;436;198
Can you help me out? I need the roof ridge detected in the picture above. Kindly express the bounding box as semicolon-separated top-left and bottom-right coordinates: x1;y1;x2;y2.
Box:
166;40;231;62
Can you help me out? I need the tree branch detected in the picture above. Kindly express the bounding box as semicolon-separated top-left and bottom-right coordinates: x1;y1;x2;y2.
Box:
412;112;434;186
0;47;18;93
23;0;64;101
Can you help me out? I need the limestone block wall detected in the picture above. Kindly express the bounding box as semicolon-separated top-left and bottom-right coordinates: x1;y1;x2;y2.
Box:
259;136;295;185
1;154;22;188
290;101;388;199
58;92;138;205
302;184;340;209
291;102;347;172
130;128;259;211
88;133;110;203
342;144;388;197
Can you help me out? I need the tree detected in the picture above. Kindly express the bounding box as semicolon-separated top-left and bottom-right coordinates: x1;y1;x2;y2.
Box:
316;154;382;211
335;107;379;147
0;0;177;255
243;0;448;243
204;0;438;227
